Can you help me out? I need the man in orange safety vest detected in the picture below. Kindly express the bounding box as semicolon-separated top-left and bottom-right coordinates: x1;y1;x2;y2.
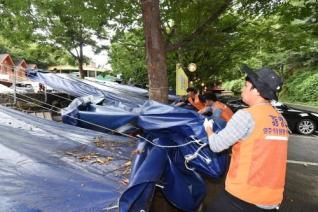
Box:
204;65;289;211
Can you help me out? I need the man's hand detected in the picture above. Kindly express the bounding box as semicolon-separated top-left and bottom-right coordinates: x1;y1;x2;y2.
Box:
204;118;214;129
204;118;214;137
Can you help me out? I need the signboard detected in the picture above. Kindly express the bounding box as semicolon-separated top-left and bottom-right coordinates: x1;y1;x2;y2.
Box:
176;64;188;96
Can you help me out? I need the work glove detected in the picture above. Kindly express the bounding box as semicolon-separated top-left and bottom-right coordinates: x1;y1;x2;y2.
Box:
203;118;214;130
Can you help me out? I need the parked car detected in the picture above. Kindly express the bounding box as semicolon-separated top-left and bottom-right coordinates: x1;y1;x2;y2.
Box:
10;83;35;93
219;96;318;135
272;101;318;135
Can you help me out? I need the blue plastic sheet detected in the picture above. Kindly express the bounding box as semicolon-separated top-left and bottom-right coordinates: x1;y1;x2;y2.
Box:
62;97;229;211
0;106;135;211
26;70;180;104
27;70;228;211
62;96;139;131
27;70;146;107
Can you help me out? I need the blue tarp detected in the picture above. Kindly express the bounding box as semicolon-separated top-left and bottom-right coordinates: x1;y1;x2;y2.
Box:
26;70;228;211
0;105;135;211
62;97;229;211
26;70;180;104
27;70;146;107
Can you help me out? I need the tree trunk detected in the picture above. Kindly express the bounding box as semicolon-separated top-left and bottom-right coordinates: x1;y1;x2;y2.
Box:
140;0;168;103
79;43;84;79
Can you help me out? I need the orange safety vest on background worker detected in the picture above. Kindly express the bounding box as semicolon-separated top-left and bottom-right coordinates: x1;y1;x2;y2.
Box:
225;105;289;205
213;101;234;121
188;94;205;111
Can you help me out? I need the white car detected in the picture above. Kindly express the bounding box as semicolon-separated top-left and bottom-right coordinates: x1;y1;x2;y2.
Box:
10;83;35;93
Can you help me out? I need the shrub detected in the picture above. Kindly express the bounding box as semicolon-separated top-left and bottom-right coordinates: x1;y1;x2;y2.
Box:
280;67;318;106
222;78;244;95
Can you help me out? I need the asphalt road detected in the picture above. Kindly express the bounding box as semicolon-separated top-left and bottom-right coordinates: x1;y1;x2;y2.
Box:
280;134;318;211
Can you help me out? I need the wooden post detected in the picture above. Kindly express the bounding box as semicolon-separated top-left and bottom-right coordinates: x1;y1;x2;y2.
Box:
13;67;17;104
44;86;47;103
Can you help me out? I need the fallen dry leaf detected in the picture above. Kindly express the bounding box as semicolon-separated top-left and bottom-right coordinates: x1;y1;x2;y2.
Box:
120;178;129;185
123;161;132;167
131;148;142;155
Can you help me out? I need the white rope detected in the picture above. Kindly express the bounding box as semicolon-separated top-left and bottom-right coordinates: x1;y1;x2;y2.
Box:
8;94;138;140
136;134;199;148
4;71;214;173
3;67;215;175
5;84;204;148
10;94;210;151
10;92;60;111
3;70;210;151
184;143;210;171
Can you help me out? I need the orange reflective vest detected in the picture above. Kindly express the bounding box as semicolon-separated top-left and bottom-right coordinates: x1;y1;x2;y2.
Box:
225;105;289;205
188;94;205;111
213;101;234;122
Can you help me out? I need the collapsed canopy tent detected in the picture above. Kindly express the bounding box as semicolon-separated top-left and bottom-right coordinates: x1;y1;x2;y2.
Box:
0;105;135;211
27;70;146;107
26;70;228;211
26;70;180;106
62;96;229;211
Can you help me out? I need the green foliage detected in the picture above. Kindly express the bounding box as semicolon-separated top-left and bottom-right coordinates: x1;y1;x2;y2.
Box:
222;78;244;95
1;0;318;106
109;30;147;87
280;66;318;106
0;36;74;68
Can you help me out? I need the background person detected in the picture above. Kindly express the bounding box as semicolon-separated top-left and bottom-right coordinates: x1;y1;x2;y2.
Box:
199;92;233;122
175;87;205;111
204;66;289;211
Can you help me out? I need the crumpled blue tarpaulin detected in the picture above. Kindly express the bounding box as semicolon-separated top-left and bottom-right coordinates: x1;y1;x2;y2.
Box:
27;70;228;211
0;105;135;211
61;95;140;130
27;70;146;107
62;97;229;211
26;70;180;105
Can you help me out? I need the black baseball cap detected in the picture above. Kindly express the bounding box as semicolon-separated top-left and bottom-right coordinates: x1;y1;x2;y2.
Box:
242;65;283;101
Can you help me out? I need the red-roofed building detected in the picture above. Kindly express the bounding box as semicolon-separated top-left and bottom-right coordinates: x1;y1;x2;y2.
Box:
14;59;28;81
0;54;14;85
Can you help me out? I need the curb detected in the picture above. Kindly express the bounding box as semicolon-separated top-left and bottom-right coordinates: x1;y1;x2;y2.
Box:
284;102;318;113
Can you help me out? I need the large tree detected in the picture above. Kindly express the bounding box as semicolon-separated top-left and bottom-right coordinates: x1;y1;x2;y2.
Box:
112;0;287;102
110;0;305;98
138;0;232;102
140;0;168;102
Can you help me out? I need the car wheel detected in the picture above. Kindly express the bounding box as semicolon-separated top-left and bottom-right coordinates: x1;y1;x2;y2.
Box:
296;119;316;135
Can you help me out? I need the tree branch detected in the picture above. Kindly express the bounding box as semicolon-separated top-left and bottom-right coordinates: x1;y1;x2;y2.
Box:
165;0;232;52
66;49;78;59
